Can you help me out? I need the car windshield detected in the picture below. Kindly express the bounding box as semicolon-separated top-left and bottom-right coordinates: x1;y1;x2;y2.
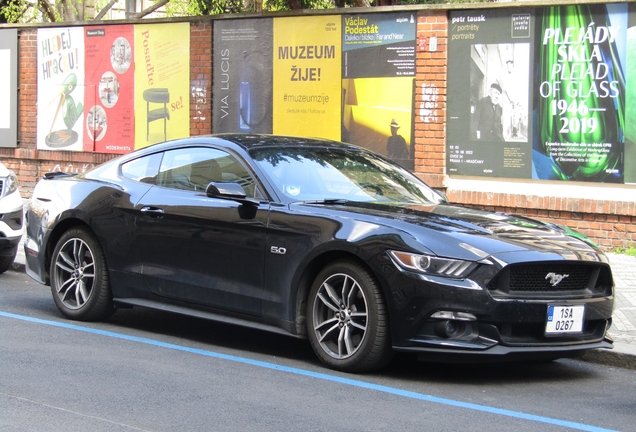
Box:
250;146;443;204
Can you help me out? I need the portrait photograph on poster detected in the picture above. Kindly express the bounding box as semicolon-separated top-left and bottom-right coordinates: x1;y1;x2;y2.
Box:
447;9;534;179
470;43;530;144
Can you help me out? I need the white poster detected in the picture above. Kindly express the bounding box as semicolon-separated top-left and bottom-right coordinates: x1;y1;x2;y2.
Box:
0;50;10;129
37;28;86;151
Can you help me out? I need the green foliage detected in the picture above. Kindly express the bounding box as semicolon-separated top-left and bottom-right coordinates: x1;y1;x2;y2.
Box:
398;0;480;4
261;0;490;12
164;0;204;16
189;0;244;15
1;0;55;23
613;244;636;257
0;0;492;25
263;0;331;12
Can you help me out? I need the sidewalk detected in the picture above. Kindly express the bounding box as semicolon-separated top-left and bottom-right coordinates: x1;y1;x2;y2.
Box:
10;237;636;369
583;252;636;369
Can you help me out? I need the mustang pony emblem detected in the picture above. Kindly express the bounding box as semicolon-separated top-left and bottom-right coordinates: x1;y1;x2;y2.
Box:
545;272;569;287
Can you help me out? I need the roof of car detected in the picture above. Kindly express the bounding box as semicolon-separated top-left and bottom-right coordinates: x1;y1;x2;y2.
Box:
212;134;361;151
117;134;366;165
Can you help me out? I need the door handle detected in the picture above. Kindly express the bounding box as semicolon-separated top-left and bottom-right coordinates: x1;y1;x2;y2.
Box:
140;206;164;217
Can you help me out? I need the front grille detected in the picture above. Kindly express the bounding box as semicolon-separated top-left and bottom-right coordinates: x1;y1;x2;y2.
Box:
0;179;4;196
487;261;612;297
509;263;591;292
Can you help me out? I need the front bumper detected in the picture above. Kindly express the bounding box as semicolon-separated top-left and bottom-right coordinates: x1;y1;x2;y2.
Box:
0;207;23;256
381;256;615;359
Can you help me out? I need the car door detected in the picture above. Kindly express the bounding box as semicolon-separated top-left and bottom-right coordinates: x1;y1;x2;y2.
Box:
135;146;269;316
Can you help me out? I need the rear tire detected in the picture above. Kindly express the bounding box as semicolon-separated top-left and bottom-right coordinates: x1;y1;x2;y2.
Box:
307;260;393;372
0;254;16;274
50;227;114;321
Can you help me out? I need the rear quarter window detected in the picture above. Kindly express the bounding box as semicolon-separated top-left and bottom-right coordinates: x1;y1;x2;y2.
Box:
121;153;162;184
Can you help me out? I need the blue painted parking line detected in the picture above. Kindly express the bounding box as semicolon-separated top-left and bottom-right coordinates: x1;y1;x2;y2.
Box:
0;310;616;432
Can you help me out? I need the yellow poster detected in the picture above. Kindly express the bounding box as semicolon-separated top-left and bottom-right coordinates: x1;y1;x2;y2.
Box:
134;23;190;149
273;16;341;140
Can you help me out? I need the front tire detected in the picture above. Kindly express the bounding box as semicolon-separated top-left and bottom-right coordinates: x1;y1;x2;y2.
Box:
50;227;114;321
307;260;393;372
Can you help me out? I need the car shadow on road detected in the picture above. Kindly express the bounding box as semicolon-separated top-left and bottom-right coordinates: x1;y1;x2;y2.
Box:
105;306;320;364
379;351;598;385
17;285;600;384
103;306;599;384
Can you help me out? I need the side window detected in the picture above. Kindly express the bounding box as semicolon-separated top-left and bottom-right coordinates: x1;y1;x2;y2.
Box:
156;147;258;197
121;153;162;184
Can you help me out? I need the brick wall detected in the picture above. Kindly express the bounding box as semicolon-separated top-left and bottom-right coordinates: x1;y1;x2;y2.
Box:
414;11;447;190
1;12;634;251
452;193;636;250
189;21;212;136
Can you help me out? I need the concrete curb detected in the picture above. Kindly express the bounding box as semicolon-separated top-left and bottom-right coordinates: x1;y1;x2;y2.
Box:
10;261;25;274
579;348;636;370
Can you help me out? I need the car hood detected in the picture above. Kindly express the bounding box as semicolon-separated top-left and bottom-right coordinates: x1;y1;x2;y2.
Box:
301;201;605;263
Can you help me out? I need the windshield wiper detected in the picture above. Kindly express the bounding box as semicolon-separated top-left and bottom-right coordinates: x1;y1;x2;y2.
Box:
300;199;351;205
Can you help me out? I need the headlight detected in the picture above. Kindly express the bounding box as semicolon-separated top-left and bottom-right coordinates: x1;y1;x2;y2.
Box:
2;171;18;197
389;250;478;279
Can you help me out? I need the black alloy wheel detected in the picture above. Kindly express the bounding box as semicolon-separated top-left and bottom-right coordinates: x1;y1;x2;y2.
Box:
307;260;393;372
50;227;114;321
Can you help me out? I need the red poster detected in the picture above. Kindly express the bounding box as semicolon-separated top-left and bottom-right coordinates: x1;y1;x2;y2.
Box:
84;26;135;154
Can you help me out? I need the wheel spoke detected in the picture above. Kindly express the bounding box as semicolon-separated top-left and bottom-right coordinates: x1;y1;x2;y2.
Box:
56;252;75;273
317;291;339;313
319;322;341;343
62;281;78;303
78;280;90;305
73;240;85;264
343;326;355;356
346;279;359;308
57;276;75;294
81;262;95;278
54;237;97;310
323;281;343;307
342;276;353;308
338;326;346;357
74;283;83;306
349;321;366;332
315;316;338;332
312;270;372;362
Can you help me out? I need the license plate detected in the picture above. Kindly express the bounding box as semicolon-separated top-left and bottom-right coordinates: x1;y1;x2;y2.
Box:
545;305;585;335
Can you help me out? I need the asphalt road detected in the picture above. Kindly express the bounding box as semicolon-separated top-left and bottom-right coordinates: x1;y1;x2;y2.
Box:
1;270;635;432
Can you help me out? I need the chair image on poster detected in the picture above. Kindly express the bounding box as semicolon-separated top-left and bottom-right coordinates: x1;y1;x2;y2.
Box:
143;88;170;141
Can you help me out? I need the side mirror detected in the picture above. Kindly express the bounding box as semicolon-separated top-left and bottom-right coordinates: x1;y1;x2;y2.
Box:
205;182;260;205
433;189;449;204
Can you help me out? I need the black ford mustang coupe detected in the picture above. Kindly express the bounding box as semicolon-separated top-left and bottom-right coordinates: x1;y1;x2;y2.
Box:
25;134;614;372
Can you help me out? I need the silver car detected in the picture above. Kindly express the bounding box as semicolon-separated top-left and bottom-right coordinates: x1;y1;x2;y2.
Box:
0;162;23;273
